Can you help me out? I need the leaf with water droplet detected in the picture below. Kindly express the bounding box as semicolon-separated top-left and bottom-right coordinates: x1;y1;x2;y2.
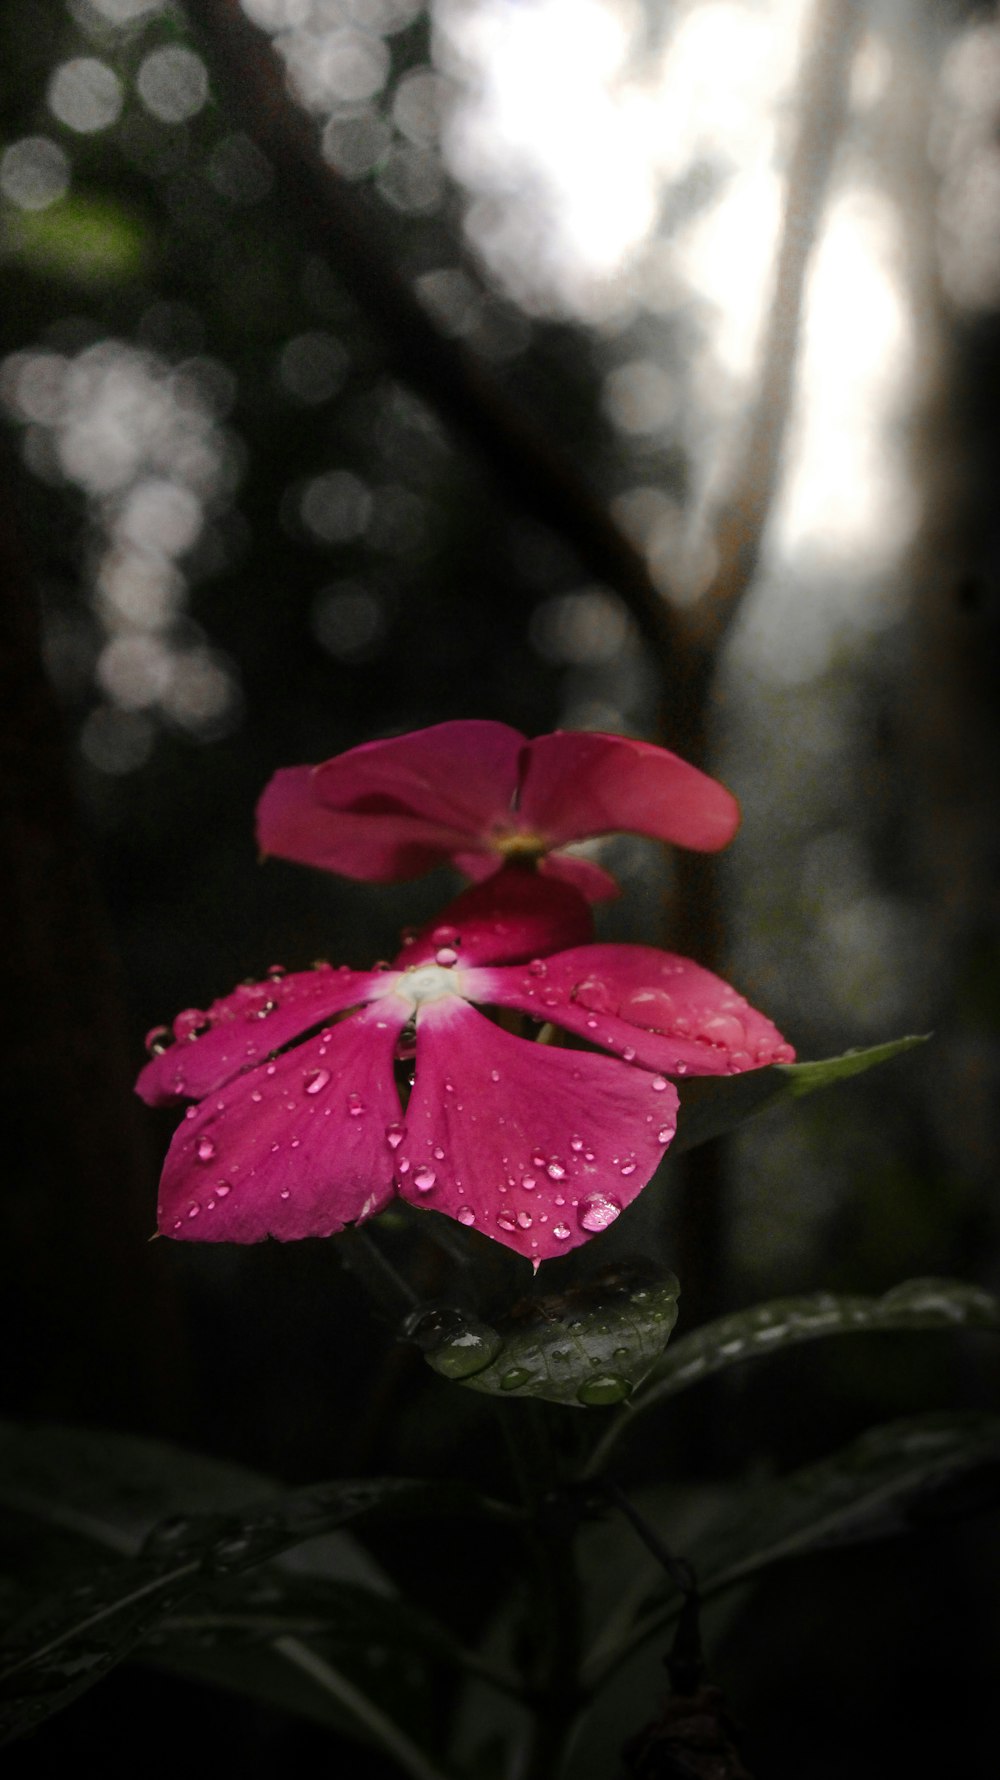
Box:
406;1261;679;1406
671;1035;930;1155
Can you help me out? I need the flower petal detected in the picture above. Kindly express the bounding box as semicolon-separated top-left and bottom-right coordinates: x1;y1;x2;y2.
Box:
137;964;387;1106
541;851;621;903
518;732;740;854
394;998;679;1261
256;766;468;880
313;719;523;834
396;864;594;969
476;946;795;1076
157;1003;408;1241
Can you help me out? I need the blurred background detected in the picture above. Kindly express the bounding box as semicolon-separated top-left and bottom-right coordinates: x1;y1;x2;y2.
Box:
2;1;999;1774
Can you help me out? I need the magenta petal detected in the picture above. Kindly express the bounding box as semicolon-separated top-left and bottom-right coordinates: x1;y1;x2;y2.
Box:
395;999;679;1261
541;852;621;903
479;946;795;1076
157;1003;407;1242
395;864;595;968
257;766;469;881
519;732;741;854
313;720;524;835
136;965;388;1106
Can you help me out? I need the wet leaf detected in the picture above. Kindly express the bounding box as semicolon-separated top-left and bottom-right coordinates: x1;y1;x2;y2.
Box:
634;1277;1000;1406
586;1411;1000;1685
0;1467;504;1745
672;1035;928;1154
406;1261;679;1406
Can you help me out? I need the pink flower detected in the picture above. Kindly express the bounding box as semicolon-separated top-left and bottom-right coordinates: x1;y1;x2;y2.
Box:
256;720;740;902
137;877;793;1263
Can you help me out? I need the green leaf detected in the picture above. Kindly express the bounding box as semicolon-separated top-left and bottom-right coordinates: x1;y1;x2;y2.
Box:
637;1276;1000;1404
406;1261;679;1406
0;1464;506;1746
672;1035;929;1154
585;1411;1000;1686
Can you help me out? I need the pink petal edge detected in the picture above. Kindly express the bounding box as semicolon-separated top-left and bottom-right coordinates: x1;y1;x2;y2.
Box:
519;732;741;854
158;1002;407;1242
256;766;472;881
394;997;679;1261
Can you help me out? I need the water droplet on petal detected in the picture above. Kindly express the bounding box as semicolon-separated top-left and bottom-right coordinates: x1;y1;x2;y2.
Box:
267;963;287;980
385;1122;404;1149
196;1138;216;1162
702;1012;747;1049
304;1068;331;1096
528;958;547;977
574;976;613;1012
490;1069;500;1083
347;1092;365;1117
658;1125;674;1144
145;1025;173;1055
431;925;459;947
186;1203;200;1219
250;1089;263;1103
570;1137;584;1152
546;1160;566;1180
215;1181;231;1198
552;1222;572;1241
622;1045;636;1062
578;1192;622;1233
516;1210;533;1229
577;1373;631;1406
620;1158;637;1177
432;1145;445;1160
413;1165;436;1192
397;1157;410;1174
279;1188;291;1200
175;1008;210;1041
521;1173;536;1191
651;1075;668;1092
496;1209;518;1232
456;1205;476;1226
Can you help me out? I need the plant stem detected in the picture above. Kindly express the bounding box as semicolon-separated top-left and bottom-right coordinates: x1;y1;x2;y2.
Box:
274;1636;453;1780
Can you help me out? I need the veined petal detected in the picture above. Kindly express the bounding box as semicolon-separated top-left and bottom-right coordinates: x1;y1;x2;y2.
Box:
256;766;470;880
518;732;740;854
476;946;795;1076
137;964;387;1106
313;720;524;837
396;864;594;969
395;999;679;1261
157;1002;408;1242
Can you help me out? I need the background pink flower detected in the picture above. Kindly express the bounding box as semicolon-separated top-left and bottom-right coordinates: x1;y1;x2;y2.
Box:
256;720;741;902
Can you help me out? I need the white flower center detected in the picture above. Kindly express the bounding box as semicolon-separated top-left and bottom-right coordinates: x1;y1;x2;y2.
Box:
398;964;465;1009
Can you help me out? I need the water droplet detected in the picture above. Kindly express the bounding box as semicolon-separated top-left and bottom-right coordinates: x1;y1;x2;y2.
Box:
196;1137;216;1163
250;1089;263;1103
577;1373;632;1406
619;1159;637;1177
175;1007;210;1041
528;958;547;977
347;1092;364;1117
657;1125;674;1144
497;1209;518;1232
397;1157;410;1174
184;1105;198;1120
546;1160;566;1180
574;975;613;1012
266;963;287;980
304;1068;330;1096
651;1075;668;1092
622;1045;636;1062
279;1188;290;1200
585;1015;599;1030
457;1205;476;1226
435;946;458;966
186;1203;200;1219
516;1210;533;1229
542;989;560;1007
145;1024;172;1055
701;1012;747;1049
413;1165;436;1192
431;925;459;947
432;1145;445;1160
521;1173;537;1191
254;999;278;1020
578;1192;622;1232
570;1136;584;1152
552;1222;572;1241
215;1181;231;1197
490;1068;500;1083
499;1366;532;1391
385;1122;404;1149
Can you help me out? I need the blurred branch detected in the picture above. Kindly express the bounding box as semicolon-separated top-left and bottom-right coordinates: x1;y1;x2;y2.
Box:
182;0;680;667
693;0;865;656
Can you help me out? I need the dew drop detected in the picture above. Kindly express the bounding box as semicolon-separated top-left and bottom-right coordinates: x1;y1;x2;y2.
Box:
347;1093;365;1117
490;1069;500;1083
499;1366;532;1391
279;1188;291;1200
622;1045;636;1062
657;1125;674;1144
250;1089;263;1103
702;1012;747;1049
546;1160;566;1180
144;1025;172;1055
304;1068;330;1096
585;1015;598;1030
521;1173;537;1191
651;1075;669;1092
196;1138;216;1163
552;1222;572;1241
570;1137;584;1152
577;1373;631;1406
266;963;287;980
215;1181;231;1198
432;1145;445;1160
431;925;459;947
186;1203;200;1219
435;946;459;966
528;958;547;977
413;1164;436;1192
397;1157;410;1174
619;1159;637;1177
578;1192;622;1233
574;975;613;1012
622;987;675;1030
456;1205;476;1226
516;1210;533;1230
496;1209;518;1232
